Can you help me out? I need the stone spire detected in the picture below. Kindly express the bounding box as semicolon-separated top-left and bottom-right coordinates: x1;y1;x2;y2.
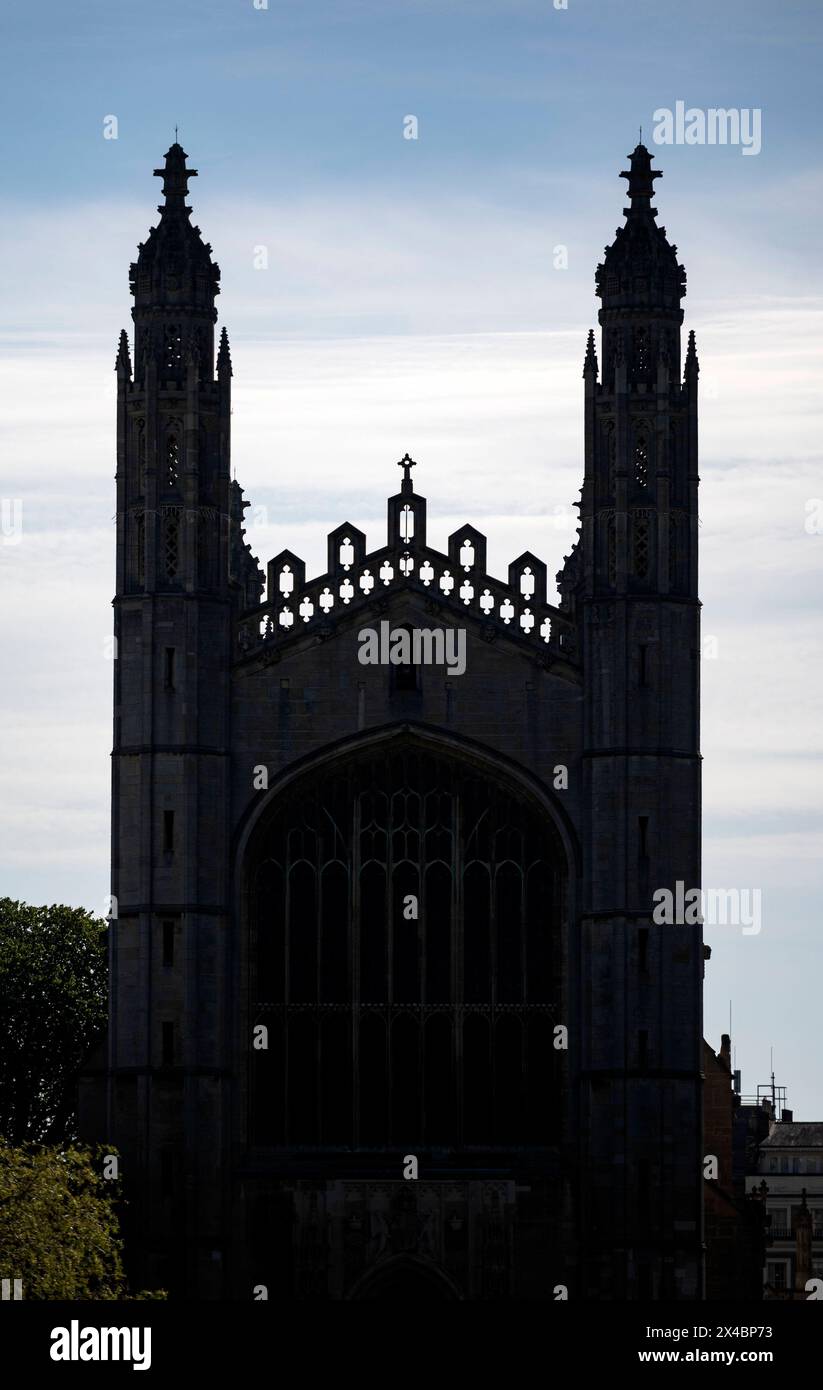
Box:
115;328;132;377
129;143;220;380
583;328;598;379
685;327;699;379
217;326;233;377
595;142;687;388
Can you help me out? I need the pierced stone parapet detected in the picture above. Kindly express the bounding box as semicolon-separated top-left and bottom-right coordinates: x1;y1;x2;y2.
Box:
235;466;577;667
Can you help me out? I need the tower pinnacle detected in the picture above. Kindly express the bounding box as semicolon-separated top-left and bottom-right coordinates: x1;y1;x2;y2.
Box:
620;142;662;215
153;142;198;212
583;328;598;378
130;143;220;379
217;326;233;377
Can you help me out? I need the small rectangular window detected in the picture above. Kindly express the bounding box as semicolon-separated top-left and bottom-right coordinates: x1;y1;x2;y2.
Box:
163;810;174;854
162;919;175;968
638;815;649;859
639;1029;649;1069
164;647;176;690
161;1022;174;1067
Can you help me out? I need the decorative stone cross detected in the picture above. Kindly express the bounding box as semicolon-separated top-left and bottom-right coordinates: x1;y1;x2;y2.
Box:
397;453;417;485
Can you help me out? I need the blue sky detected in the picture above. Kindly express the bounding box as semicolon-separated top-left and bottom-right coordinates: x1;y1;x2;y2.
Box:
1;0;822;1112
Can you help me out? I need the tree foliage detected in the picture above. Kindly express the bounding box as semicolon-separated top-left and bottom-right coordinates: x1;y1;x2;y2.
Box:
0;1141;128;1299
0;898;107;1144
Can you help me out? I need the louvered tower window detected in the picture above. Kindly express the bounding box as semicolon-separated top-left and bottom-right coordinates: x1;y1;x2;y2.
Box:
166;432;180;489
634;515;650;579
163;511;180;579
634;433;649;489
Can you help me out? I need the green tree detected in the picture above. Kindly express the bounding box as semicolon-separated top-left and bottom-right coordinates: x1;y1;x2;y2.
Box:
0;1142;125;1299
0;898;107;1144
0;1140;166;1300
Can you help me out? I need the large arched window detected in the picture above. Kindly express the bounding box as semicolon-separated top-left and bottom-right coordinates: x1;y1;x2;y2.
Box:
247;742;565;1152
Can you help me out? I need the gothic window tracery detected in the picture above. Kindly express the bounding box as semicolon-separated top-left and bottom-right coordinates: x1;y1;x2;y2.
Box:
634;327;650;373
634;431;649;489
164;324;183;373
165;427;180;489
249;746;563;1149
633;513;650;579
163;509;180;580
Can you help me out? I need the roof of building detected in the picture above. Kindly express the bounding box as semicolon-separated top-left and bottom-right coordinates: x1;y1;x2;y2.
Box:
761;1123;823;1149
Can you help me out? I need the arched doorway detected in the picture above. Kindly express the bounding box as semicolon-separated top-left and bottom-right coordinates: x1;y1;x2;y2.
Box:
243;732;568;1153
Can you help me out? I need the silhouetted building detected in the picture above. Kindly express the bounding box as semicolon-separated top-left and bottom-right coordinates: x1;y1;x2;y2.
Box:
703;1035;768;1300
83;140;705;1299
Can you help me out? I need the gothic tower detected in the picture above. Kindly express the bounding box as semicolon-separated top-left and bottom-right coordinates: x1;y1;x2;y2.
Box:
576;142;702;1297
110;143;255;1296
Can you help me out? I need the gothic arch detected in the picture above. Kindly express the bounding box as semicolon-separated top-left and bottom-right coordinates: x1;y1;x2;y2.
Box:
234;721;579;876
234;722;576;1153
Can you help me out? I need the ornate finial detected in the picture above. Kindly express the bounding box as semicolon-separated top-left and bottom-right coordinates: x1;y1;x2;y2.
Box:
115;328;132;375
685;328;699;378
217;326;232;377
583;328;598;378
154;142;198;208
397;452;417;491
620;142;662;212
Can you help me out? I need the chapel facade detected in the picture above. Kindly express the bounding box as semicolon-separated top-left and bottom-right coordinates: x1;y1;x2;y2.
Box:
88;140;703;1300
